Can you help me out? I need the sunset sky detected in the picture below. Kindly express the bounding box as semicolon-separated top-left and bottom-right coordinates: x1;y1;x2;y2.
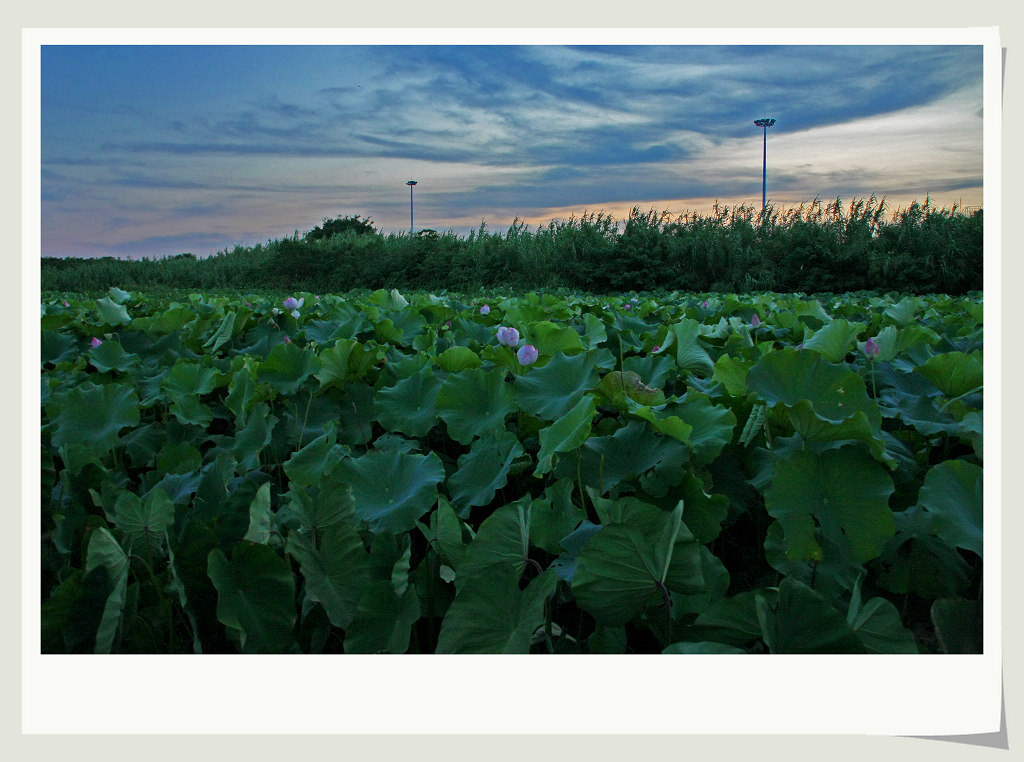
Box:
38;39;984;259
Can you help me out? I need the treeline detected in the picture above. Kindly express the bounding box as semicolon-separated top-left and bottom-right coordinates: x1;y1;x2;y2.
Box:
41;198;983;296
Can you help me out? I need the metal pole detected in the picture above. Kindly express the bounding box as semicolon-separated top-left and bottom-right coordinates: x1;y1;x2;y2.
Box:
761;124;767;210
753;119;775;211
406;180;417;234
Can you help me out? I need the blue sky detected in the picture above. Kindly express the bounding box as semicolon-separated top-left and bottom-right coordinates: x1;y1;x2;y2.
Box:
39;43;984;259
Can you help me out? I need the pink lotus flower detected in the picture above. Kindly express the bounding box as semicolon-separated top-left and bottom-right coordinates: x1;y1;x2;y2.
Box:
282;296;304;318
480;304;490;315
496;326;520;347
517;344;538;366
863;338;880;358
701;300;709;309
624;303;631;310
62;301;70;308
90;337;102;348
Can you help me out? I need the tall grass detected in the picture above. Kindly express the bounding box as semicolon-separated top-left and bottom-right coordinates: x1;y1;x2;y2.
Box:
41;197;982;296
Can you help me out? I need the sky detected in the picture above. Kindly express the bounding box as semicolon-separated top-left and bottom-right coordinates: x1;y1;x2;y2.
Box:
38;41;985;259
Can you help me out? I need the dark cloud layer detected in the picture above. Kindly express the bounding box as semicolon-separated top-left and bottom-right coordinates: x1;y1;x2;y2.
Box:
40;42;984;258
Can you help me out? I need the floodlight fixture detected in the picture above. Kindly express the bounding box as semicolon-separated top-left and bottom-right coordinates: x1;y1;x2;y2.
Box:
753;118;776;210
406;180;418;234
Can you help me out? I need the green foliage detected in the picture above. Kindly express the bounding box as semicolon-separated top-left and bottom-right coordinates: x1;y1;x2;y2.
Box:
40;198;981;296
40;287;983;653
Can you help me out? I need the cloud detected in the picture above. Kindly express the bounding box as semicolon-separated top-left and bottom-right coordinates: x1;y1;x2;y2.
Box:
39;43;985;255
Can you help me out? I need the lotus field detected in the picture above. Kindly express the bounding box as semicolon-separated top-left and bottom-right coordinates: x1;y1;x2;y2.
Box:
39;287;983;654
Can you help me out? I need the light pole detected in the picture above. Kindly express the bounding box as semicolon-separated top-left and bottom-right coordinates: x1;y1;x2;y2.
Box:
406;180;418;234
753;118;775;210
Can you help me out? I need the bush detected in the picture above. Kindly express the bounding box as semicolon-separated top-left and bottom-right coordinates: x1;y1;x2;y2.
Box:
304;214;377;242
40;199;983;296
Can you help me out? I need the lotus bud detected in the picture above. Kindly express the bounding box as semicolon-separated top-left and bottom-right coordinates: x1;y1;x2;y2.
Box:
283;334;292;344
496;326;520;347
863;338;880;358
283;296;304;318
517;344;539;366
751;313;761;328
480;304;490;315
90;337;102;348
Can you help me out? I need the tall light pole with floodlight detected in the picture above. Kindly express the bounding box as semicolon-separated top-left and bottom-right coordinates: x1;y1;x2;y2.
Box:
753;118;775;210
406;180;418;234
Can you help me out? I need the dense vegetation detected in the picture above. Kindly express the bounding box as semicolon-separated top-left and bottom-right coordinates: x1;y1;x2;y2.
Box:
41;287;982;654
41;198;982;296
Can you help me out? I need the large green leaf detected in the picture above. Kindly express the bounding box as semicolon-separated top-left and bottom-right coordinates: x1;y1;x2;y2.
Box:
846;575;918;654
624;398;693;444
711;353;751;397
572;501;702;625
344;581;421;653
931;598;983;654
570;419;688;497
595;371;666;411
202;311;236;355
764;446;895;563
665;392;737;463
337;449;445;533
668;319;715;377
94;296;131;327
207;542;297;653
436;568;557;654
282;430;349;487
875;505;972;598
747;347;880;428
285;479;355;535
314;339;378;390
434;345;482;372
161;361;218;398
83;527;130;653
88;338;140;373
688;590;766;647
48;381;140;454
375;367;442;437
113;487;174;559
760;578;866;653
455;500;532;588
914;351;983;398
527;320;584;356
783;400;891;465
243;482;273;544
257;342;321;395
515;350;601;420
763;521;863;603
435;367;516;445
801;319;864;362
286;523;370;629
447;429;525;512
918;459;983;557
674;474;729;544
534;394;597;476
529;479;587;555
232;402;277;472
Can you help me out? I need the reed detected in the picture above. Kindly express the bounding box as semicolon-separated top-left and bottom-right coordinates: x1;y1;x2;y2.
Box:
40;198;982;296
